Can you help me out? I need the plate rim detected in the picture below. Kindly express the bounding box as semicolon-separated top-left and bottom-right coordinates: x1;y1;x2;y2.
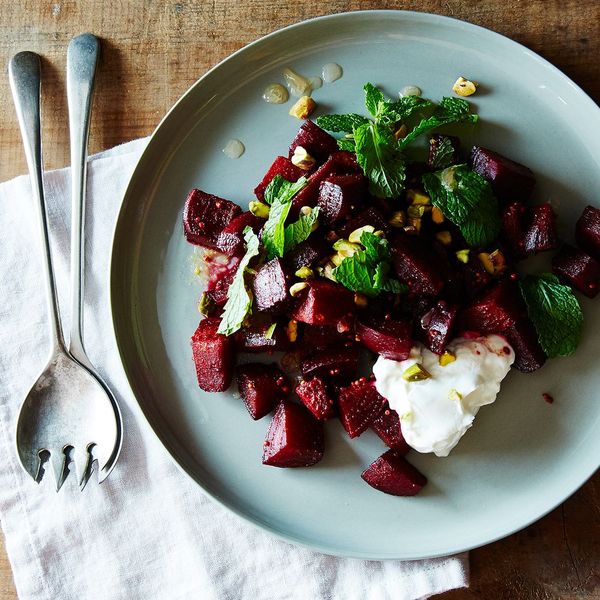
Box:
110;9;600;560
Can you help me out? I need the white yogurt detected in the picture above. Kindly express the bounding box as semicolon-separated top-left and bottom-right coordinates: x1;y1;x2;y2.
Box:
373;335;514;457
322;63;343;83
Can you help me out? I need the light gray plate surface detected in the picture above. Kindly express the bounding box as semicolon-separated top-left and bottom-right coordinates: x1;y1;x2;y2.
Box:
111;11;600;559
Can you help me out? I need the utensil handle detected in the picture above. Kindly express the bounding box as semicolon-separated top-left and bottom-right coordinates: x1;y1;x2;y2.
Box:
9;52;66;354
66;33;99;365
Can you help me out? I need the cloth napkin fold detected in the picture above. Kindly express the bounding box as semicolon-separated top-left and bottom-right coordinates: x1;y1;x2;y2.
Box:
0;139;468;600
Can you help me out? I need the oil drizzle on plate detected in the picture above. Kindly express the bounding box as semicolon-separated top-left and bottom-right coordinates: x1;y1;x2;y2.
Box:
322;63;343;83
222;139;245;159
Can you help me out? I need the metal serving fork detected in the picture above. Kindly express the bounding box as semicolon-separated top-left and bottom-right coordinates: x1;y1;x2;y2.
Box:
9;35;122;490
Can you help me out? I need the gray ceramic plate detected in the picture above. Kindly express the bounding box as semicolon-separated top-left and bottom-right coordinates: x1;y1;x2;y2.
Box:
111;11;600;559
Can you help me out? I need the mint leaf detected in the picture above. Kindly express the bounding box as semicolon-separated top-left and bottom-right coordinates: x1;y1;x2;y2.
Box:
262;176;308;258
333;231;404;297
422;164;500;247
354;122;406;198
364;83;386;117
399;97;477;148
429;136;455;169
283;206;320;253
520;273;583;357
316;113;369;133
217;228;260;336
378;95;434;126
337;137;356;152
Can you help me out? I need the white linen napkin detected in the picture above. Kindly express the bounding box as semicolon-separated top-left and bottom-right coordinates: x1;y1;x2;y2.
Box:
0;138;468;600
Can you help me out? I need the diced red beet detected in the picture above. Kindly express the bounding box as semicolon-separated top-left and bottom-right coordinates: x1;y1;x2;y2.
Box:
575;205;600;261
552;244;600;298
391;235;445;296
191;318;235;392
331;150;361;172
253;156;305;202
216;211;264;256
371;408;410;455
336;206;391;238
501;202;528;260
291;280;355;326
418;300;458;355
206;266;237;306
356;316;412;361
460;255;493;300
427;134;460;168
300;345;359;381
317;174;367;224
234;319;291;353
337;379;387;438
183;189;242;249
252;258;291;314
262;401;324;467
288;120;339;162
470;146;535;202
295;377;335;420
504;319;546;373
524;204;558;254
236;363;289;420
361;450;427;496
283;236;330;271
301;324;353;349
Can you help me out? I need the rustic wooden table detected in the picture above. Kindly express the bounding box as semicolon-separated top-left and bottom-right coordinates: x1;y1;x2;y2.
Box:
1;1;599;598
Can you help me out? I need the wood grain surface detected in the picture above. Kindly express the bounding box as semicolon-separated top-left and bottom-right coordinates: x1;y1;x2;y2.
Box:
1;1;599;598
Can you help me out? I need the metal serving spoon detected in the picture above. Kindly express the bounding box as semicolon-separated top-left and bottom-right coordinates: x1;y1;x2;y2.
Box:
10;35;122;491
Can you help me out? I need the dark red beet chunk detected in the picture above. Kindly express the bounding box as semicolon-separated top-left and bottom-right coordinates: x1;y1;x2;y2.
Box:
356;316;412;361
262;401;324;467
524;204;558;254
191;318;235;392
236;363;289;420
460;255;493;300
253;156;305;202
183;189;242;249
371;408;410;455
470;146;535;202
216;211;263;256
234;319;291;353
291;280;355;326
501;202;528;260
288;120;339;162
317;174;367;224
428;134;460;168
295;377;335;420
301;324;353;349
337;379;387;438
391;235;445;296
418;301;458;355
575;205;600;262
300;345;359;381
331;150;361;172
552;244;600;298
361;450;427;496
336;207;391;238
252;258;291;314
283;236;330;271
504;319;546;372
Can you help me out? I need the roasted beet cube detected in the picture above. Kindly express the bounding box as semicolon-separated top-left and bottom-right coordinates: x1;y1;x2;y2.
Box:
356;316;412;361
283;236;330;271
191;318;235;392
337;379;387;438
252;258;291;314
183;189;242;249
524;204;558;254
262;401;324;467
317;174;367;224
300;345;359;381
253;156;305;202
505;319;546;373
301;324;353;349
371;408;410;454
576;205;600;261
291;280;355;326
427;134;460;169
288;120;339;162
460;255;493;300
361;450;427;496
289;156;341;215
336;206;391;238
501;202;528;260
552;244;600;298
470;146;535;202
331;150;361;172
391;235;445;296
216;211;264;256
418;300;458;355
236;363;289;420
234;319;291;353
295;377;335;420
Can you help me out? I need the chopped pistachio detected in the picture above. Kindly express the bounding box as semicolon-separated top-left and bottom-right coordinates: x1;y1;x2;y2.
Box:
330;253;344;267
479;249;507;276
295;266;314;279
322;261;336;281
299;205;313;216
431;206;445;224
348;225;375;243
394;123;408;140
332;239;361;257
407;205;427;218
289;282;308;297
291;146;317;170
439;350;456;367
264;322;277;340
448;388;463;401
389;210;406;228
407;216;422;232
285;319;298;342
194;266;202;276
353;293;368;308
402;363;431;382
403;225;418;235
249;200;270;218
198;292;215;316
436;230;452;246
400;411;413;421
456;249;470;264
289;95;317;119
452;76;478;97
406;189;431;206
373;230;385;238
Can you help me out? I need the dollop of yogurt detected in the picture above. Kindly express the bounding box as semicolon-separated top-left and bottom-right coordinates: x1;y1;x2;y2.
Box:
373;335;514;457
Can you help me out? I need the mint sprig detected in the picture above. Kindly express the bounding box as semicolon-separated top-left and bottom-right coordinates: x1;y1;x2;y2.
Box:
422;164;500;247
283;206;320;253
316;113;369;133
520;274;583;358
